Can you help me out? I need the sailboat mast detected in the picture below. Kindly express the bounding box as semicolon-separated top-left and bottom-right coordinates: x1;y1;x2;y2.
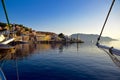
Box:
1;0;11;29
97;0;115;44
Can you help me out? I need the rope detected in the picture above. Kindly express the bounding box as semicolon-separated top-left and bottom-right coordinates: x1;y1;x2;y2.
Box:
0;67;7;80
97;0;115;44
15;57;19;80
99;47;120;68
0;53;9;68
0;53;9;80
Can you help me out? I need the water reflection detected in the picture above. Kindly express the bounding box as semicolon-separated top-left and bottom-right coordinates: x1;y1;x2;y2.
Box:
21;41;120;68
1;41;120;68
0;48;16;60
0;43;81;60
1;41;120;80
14;43;60;59
59;44;64;53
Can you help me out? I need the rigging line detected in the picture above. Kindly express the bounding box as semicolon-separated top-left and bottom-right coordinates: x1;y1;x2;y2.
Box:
15;54;19;80
0;53;10;69
99;48;120;68
97;0;115;44
0;59;6;68
0;67;7;80
0;54;9;80
1;0;11;28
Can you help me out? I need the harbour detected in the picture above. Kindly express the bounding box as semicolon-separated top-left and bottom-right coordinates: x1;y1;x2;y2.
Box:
0;0;120;80
1;41;120;80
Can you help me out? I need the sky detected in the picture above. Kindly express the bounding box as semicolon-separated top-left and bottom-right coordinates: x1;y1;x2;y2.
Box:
0;0;120;39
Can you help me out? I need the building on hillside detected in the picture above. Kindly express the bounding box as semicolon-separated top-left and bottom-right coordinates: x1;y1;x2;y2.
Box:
36;31;61;42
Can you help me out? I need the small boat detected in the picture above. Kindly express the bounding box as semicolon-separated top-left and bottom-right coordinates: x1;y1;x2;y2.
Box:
91;40;94;43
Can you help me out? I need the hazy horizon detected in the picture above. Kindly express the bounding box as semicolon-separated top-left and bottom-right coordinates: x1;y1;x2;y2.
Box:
0;0;120;39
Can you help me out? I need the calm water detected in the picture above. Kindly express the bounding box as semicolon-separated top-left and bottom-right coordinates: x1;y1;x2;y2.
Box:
1;41;120;80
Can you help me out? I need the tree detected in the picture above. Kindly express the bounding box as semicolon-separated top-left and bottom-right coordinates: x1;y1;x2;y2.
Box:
58;33;66;41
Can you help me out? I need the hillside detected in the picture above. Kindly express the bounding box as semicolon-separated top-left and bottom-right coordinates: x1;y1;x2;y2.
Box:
71;33;117;43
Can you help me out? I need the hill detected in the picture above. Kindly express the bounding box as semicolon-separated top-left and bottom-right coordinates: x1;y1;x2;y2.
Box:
70;33;117;43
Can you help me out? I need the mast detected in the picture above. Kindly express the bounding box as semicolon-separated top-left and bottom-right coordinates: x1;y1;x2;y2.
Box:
97;0;115;44
1;0;11;29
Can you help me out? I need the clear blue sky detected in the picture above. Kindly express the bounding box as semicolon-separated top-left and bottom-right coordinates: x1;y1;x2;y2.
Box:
0;0;120;38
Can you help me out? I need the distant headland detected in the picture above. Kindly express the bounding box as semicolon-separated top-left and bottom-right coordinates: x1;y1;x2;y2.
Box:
71;33;117;43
